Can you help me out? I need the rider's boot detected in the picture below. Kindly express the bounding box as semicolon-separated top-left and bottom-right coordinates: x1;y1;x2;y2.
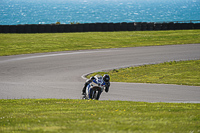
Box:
82;89;86;95
82;81;90;95
82;84;87;95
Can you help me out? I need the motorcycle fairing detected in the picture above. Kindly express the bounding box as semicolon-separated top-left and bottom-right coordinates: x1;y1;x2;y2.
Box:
92;79;106;86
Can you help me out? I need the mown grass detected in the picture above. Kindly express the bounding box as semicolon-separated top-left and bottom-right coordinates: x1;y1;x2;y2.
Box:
0;30;200;56
0;99;199;133
1;30;200;133
88;60;200;86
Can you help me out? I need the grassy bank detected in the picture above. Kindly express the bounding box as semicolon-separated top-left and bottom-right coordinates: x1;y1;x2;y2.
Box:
0;30;200;56
0;99;199;133
88;60;200;86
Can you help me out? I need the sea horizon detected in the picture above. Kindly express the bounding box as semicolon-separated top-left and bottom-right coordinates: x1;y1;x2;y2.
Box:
0;0;200;25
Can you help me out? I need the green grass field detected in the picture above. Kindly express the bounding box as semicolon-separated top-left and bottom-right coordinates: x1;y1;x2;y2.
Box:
87;60;200;86
0;99;200;133
0;30;200;56
1;30;200;132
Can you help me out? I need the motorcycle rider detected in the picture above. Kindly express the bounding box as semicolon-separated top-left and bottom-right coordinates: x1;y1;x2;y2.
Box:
82;74;110;95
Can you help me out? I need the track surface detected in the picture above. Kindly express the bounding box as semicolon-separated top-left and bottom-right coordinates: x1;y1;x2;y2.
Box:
0;44;200;102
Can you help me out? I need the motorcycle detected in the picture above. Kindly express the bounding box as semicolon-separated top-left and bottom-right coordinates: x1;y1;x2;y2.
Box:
82;75;105;100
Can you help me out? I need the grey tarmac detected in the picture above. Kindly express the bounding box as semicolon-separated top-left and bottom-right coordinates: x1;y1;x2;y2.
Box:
0;44;200;102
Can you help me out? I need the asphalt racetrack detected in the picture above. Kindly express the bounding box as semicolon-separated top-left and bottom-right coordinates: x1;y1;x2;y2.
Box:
0;44;200;103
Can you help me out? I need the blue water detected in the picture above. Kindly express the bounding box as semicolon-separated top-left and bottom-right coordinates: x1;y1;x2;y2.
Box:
0;0;200;25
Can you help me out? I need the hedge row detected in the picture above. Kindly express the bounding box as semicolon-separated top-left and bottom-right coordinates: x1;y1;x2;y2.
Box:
1;22;200;33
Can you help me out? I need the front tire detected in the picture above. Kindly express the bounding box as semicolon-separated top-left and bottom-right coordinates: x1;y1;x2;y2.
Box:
89;89;95;99
94;90;101;100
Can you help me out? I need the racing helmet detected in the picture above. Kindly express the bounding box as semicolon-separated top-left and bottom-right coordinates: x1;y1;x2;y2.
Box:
103;74;110;82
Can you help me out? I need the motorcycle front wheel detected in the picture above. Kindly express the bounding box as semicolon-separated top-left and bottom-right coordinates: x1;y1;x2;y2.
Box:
94;90;102;100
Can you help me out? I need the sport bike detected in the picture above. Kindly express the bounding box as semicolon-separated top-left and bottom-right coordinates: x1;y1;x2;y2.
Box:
82;76;105;100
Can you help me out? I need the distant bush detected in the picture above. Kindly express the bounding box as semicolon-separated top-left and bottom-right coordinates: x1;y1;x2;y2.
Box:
56;21;61;24
70;22;80;24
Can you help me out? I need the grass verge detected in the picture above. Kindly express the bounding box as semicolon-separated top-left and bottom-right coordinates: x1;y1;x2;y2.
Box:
0;30;200;56
87;60;200;86
0;99;200;133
